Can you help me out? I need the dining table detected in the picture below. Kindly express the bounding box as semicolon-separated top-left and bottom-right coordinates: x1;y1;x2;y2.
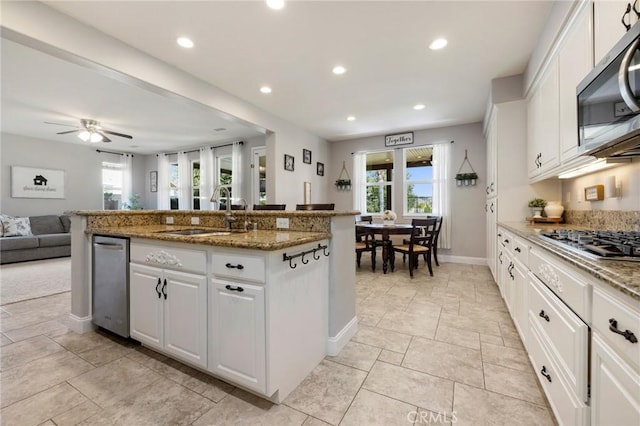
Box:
355;223;414;273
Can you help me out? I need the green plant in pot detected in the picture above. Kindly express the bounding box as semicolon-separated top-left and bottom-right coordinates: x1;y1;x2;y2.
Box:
528;198;547;217
335;179;351;190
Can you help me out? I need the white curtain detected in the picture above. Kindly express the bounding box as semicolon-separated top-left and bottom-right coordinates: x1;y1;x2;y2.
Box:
352;152;366;213
177;151;191;210
432;143;451;249
120;154;133;209
231;141;243;203
157;154;170;210
199;147;216;210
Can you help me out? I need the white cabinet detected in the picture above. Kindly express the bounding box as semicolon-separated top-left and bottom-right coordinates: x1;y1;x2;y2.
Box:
559;3;594;162
129;242;208;368
591;333;640;426
528;56;560;179
594;0;638;66
486;199;497;280
209;278;266;393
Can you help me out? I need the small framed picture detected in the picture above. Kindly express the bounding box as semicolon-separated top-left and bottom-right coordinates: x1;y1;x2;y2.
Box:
150;171;158;192
303;149;312;164
284;154;295;171
316;162;324;176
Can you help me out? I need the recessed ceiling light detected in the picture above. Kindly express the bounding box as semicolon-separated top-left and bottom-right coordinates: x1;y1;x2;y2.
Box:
413;104;426;110
347;116;356;121
177;37;194;48
266;0;285;10
260;86;272;94
429;38;448;50
332;65;347;75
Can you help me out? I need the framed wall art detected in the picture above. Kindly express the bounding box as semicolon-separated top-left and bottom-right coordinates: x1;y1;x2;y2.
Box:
284;154;295;171
303;149;312;164
11;166;65;199
316;162;324;176
385;131;414;147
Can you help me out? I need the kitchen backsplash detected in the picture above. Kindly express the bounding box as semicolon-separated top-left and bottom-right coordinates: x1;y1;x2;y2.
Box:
564;210;640;231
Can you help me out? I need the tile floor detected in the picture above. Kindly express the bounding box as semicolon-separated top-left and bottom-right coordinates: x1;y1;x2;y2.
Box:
0;260;557;425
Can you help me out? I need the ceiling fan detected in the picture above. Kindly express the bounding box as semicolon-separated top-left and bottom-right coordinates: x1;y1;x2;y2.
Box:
45;119;133;143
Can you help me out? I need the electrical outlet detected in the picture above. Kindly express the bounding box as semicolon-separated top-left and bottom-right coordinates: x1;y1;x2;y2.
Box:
276;218;289;229
191;217;200;225
166;216;174;224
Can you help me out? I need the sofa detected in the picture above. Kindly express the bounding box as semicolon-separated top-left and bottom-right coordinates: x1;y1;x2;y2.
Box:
0;215;71;264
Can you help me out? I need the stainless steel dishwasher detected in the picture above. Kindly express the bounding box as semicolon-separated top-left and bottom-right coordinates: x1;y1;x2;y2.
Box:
92;235;130;337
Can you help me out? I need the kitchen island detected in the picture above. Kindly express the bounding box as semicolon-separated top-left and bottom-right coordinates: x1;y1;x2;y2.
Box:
67;209;358;402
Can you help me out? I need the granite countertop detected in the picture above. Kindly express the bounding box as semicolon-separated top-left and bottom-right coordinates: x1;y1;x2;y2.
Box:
68;209;360;217
500;221;639;301
87;225;331;251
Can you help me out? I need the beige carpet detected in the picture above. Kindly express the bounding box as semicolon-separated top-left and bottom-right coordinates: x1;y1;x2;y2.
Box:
0;258;71;305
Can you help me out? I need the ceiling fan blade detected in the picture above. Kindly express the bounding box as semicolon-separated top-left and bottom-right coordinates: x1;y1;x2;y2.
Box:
97;131;112;143
45;121;79;128
103;130;133;139
56;129;81;135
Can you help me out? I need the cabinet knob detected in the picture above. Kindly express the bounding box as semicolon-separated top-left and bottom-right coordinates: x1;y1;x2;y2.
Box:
539;310;550;322
225;263;244;270
514;247;522;253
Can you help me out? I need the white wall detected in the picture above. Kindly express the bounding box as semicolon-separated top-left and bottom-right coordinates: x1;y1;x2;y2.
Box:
2;1;330;210
1;132;143;215
328;122;487;259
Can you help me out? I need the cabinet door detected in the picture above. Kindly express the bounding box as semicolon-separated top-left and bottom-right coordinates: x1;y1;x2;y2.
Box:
512;261;528;347
486;113;497;198
130;263;164;350
163;269;208;368
559;3;593;162
209;279;266;393
594;0;638;66
539;57;560;173
591;333;640;426
527;88;542;178
486;200;497;280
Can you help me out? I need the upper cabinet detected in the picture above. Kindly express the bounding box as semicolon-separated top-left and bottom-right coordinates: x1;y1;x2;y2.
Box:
594;0;639;66
559;4;594;162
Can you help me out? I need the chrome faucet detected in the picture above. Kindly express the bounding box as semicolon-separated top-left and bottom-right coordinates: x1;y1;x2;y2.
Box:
210;185;235;230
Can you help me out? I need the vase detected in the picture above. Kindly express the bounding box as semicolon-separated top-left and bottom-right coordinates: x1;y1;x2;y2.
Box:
544;201;564;218
531;208;543;218
383;220;395;226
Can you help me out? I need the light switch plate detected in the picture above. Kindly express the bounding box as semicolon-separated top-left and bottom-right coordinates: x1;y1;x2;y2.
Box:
276;218;289;229
166;216;174;224
191;217;200;225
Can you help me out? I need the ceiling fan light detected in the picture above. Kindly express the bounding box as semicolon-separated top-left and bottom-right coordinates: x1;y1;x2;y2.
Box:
78;131;91;142
89;132;103;143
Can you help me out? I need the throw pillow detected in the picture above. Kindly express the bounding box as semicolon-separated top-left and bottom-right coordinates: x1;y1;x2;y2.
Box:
0;214;14;237
1;217;32;237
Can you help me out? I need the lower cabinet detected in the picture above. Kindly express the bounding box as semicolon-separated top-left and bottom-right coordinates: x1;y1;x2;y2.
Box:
130;263;207;368
591;332;640;426
208;278;266;393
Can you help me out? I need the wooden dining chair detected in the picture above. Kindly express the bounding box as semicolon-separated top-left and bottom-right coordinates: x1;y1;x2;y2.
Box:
295;203;335;210
392;218;437;278
401;215;443;267
355;215;376;271
253;204;286;210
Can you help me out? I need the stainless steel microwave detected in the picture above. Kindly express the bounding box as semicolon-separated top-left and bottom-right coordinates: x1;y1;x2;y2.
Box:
577;19;640;158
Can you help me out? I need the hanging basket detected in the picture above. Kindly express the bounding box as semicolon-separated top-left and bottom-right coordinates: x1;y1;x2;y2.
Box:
455;150;478;187
335;161;352;191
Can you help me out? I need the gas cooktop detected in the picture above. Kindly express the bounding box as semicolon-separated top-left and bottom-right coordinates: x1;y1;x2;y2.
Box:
539;229;640;262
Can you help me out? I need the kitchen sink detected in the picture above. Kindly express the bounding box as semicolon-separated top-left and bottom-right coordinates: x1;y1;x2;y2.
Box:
161;229;245;236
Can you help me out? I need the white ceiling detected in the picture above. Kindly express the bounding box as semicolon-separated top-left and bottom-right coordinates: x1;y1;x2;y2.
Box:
2;1;553;153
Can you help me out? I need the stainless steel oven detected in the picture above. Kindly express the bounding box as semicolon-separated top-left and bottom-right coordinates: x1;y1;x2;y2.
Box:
577;20;640;159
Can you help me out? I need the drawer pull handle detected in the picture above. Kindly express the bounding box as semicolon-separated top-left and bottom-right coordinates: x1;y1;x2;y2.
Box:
539;310;550;322
609;318;638;343
540;366;552;382
514;247;521;253
225;285;244;293
503;238;509;244
225;263;244;270
155;278;162;299
162;279;167;300
499;252;503;264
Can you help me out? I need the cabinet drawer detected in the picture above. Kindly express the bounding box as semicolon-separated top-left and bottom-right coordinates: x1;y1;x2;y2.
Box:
211;252;265;283
528;321;589;426
131;242;206;274
593;288;640;370
528;248;591;322
528;275;589;399
511;235;529;266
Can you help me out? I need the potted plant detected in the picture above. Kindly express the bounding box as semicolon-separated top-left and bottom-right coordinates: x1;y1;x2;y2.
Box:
382;210;397;225
528;198;547;217
455;172;478;186
455;174;465;186
335;179;351;191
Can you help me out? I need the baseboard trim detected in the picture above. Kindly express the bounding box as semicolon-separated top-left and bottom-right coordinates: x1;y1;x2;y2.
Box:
327;316;358;356
68;314;95;334
439;255;487;265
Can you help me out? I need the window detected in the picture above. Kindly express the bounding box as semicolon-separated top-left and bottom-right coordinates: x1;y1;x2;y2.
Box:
169;163;179;209
218;156;233;209
365;151;394;214
102;161;123;210
192;161;200;210
404;146;433;214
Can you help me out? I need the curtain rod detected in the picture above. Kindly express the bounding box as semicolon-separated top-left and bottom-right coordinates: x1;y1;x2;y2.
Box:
96;149;133;156
161;140;244;156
